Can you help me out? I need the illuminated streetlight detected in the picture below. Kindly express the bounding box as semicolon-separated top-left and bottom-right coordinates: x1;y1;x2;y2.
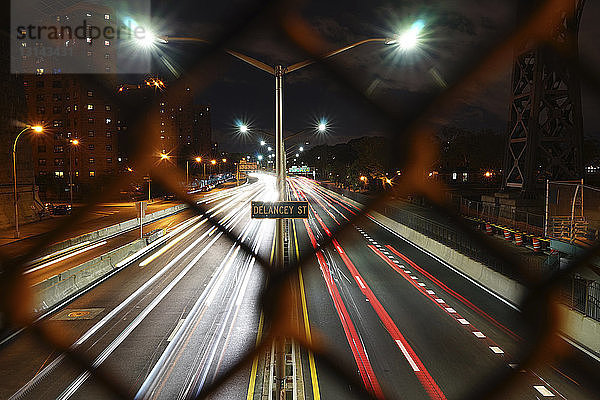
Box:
299;146;304;152
393;20;425;51
222;158;227;163
68;138;80;207
268;146;272;152
239;124;248;133
160;152;170;160
210;159;217;165
318;122;327;132
195;156;202;163
260;140;266;146
257;155;263;161
13;124;44;238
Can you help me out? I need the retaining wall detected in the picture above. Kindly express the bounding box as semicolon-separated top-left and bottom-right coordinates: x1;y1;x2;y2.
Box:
32;239;147;312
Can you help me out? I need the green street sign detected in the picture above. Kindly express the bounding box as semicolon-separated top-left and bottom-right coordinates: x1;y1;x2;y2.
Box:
251;201;309;219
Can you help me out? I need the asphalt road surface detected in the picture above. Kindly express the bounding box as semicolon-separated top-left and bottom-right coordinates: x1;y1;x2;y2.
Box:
0;174;596;399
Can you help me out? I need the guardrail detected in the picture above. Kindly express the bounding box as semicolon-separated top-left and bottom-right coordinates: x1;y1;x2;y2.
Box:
35;203;187;259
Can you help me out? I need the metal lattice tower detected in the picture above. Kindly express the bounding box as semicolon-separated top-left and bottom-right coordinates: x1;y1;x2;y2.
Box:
504;0;586;196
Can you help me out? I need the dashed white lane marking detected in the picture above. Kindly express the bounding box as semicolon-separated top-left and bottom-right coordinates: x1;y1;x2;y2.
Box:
490;346;504;354
473;332;486;338
426;290;435;295
167;319;185;342
355;275;366;289
435;298;445;304
411;276;419;280
533;385;555;397
393;260;400;264
457;318;470;325
445;307;456;313
418;283;426;287
395;340;420;372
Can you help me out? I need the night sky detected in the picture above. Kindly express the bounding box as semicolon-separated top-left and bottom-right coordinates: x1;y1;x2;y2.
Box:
144;1;600;150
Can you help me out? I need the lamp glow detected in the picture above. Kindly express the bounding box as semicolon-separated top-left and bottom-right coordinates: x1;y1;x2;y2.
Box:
239;124;248;133
31;125;43;133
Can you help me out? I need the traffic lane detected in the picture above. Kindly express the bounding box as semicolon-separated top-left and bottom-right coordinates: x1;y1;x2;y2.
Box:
8;182;266;399
296;182;533;399
24;181;256;283
299;189;455;399
24;208;198;284
128;220;272;400
292;193;437;400
1;183;259;398
292;219;364;400
0;215;213;399
306;184;580;399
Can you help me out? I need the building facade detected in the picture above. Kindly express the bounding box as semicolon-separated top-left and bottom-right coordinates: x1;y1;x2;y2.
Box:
24;74;119;200
117;79;212;170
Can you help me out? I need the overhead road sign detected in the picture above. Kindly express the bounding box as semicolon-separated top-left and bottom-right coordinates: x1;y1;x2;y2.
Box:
251;201;309;219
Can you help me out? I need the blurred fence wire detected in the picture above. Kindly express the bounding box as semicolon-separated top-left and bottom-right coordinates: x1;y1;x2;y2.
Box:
1;0;600;399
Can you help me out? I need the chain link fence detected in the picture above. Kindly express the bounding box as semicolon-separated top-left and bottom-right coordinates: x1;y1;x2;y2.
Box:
2;0;600;399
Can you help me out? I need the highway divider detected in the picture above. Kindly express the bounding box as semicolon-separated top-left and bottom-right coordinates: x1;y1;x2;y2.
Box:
32;239;147;313
318;185;600;358
36;203;187;259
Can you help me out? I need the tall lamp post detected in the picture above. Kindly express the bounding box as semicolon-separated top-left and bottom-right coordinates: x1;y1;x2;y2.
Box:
69;139;79;208
13;124;43;238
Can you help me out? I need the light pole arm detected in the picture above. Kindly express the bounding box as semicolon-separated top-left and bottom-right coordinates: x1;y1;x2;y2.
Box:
286;37;392;73
13;127;29;155
159;36;275;75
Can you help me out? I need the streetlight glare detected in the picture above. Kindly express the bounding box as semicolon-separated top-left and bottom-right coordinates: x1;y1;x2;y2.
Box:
318;122;327;132
71;139;79;146
397;20;425;51
160;153;169;160
211;159;217;165
257;155;263;161
239;124;248;133
299;146;304;152
195;156;202;162
260;140;266;146
268;146;272;152
31;125;43;133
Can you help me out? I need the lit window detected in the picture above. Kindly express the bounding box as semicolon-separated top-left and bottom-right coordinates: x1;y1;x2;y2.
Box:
88;144;95;150
36;68;44;75
104;40;110;46
87;104;94;110
105;105;111;111
87;91;93;97
104;14;110;20
89;171;95;177
86;38;92;43
105;118;112;124
74;105;78;111
106;132;111;137
89;158;95;164
54;171;64;178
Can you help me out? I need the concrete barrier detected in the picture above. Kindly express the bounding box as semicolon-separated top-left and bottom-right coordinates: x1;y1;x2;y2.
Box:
32;239;146;312
319;185;600;358
36;203;187;259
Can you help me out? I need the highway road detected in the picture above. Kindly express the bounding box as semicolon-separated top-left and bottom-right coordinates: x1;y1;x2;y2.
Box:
0;173;596;399
0;177;276;400
287;176;595;400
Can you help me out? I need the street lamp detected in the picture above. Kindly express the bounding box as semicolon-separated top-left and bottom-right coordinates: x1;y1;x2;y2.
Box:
69;139;79;208
13;124;44;238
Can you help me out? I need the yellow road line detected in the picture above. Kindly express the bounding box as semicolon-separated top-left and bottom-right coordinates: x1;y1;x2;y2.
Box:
246;312;264;400
248;226;275;400
294;221;321;400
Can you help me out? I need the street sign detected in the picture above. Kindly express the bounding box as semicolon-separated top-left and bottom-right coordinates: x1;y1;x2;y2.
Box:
239;161;258;171
251;201;309;219
289;165;310;173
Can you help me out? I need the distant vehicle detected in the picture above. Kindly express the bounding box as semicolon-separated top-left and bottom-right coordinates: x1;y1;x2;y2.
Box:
163;193;177;201
53;204;72;215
